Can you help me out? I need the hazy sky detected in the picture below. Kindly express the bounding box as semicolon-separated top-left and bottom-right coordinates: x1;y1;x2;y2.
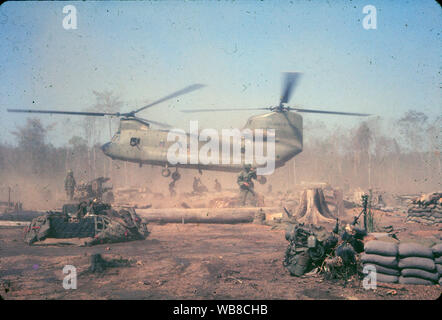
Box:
0;1;440;146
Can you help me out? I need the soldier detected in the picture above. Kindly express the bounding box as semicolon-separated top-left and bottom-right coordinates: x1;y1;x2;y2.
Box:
237;164;257;206
64;169;76;200
193;177;208;194
193;177;200;193
214;179;222;192
169;180;177;197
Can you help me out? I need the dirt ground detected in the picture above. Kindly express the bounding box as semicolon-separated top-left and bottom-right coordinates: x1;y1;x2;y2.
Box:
0;210;441;300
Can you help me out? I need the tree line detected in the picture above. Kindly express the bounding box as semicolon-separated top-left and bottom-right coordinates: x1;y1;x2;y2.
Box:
0;90;439;206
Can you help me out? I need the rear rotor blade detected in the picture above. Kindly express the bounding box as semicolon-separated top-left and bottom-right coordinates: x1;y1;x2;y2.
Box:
290;107;370;117
280;72;302;106
181;107;269;113
133;84;206;114
7;108;117;117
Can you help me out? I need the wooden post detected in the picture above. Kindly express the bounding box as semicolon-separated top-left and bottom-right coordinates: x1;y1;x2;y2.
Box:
333;188;344;219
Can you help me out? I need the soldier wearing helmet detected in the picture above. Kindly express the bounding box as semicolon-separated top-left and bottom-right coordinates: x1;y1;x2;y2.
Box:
237;164;257;206
64;169;76;201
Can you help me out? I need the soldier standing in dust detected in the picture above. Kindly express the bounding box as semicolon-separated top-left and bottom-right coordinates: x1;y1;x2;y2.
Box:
64;170;76;200
214;179;222;192
237;164;257;206
169;180;177;197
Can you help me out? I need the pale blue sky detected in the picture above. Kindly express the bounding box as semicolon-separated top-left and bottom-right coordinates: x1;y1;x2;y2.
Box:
0;1;440;146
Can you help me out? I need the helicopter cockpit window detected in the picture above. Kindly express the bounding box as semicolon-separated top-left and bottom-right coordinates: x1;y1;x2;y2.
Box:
130;137;140;147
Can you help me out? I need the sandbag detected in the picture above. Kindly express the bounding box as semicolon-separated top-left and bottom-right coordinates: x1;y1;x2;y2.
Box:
375;273;398;284
398;276;434;286
398;243;433;259
286;252;311;277
398;257;435;272
436;264;442;274
439;278;442;286
408;211;433;217
364;240;398;257
362;263;400;276
434;256;442;264
361;253;398;268
432;243;442;257
401;268;439;282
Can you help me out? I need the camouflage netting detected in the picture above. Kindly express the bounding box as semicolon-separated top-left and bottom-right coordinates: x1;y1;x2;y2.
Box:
406;192;442;225
23;203;149;246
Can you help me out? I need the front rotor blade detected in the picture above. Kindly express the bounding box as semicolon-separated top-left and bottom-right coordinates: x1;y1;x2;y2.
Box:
280;72;302;106
181;107;269;113
290;107;371;117
134;116;173;129
133;84;206;114
7;108;116;117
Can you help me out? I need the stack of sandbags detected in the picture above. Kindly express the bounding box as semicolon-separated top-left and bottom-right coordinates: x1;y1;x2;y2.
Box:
362;240;399;283
398;243;438;285
406;193;442;225
432;243;442;285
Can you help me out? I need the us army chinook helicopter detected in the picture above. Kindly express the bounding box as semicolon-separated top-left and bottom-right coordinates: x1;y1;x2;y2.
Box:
8;73;369;182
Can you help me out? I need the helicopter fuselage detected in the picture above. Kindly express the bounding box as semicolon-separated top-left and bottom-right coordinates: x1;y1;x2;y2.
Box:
101;111;303;174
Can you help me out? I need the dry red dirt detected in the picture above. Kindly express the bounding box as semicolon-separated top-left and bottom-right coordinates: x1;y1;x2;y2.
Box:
0;214;441;300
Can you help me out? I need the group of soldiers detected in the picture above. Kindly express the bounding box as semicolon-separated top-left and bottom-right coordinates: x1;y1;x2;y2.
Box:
67;163;260;206
169;164;259;205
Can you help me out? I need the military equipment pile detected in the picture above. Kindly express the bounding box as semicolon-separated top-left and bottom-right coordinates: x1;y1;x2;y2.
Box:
283;222;366;280
284;222;442;286
23;201;149;246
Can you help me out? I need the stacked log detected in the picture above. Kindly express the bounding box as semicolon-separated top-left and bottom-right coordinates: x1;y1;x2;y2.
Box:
135;207;281;224
398;243;438;285
362;241;399;283
432;243;442;285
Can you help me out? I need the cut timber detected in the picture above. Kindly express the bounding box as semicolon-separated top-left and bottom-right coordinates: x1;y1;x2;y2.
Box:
294;188;335;224
0;220;30;227
135;207;281;224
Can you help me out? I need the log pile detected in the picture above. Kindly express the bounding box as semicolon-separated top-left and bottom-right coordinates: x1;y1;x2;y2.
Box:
135;207;281;224
406;192;442;225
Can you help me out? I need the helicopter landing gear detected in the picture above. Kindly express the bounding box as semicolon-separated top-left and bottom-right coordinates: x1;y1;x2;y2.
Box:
258;176;267;184
161;167;171;177
162;166;181;181
168;168;180;198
